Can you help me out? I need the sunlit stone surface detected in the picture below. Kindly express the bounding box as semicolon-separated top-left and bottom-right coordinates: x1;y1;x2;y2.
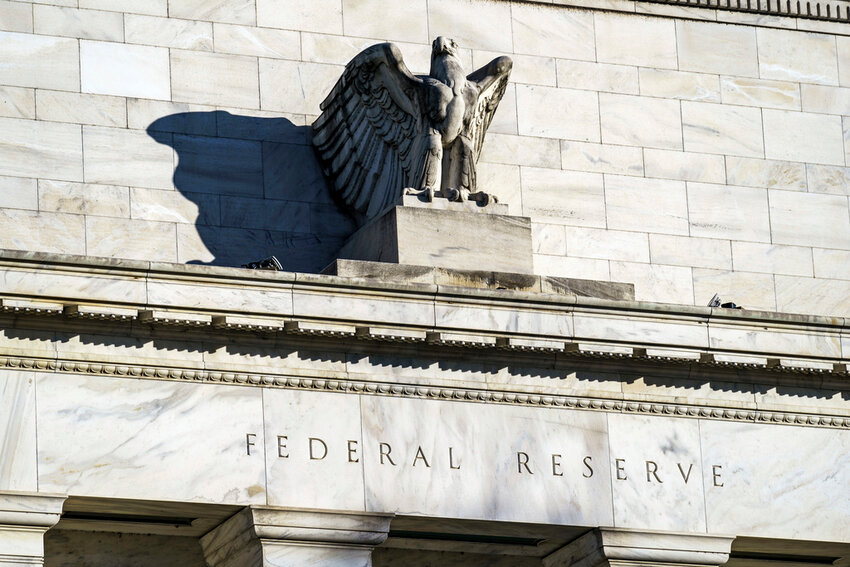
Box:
2;0;850;564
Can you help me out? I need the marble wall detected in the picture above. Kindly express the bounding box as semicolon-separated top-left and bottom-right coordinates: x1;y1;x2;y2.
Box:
1;0;850;316
18;369;850;544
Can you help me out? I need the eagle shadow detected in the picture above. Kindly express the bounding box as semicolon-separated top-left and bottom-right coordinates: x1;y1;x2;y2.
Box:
147;110;356;272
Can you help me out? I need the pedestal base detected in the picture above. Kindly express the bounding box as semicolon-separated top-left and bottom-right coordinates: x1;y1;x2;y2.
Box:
324;259;635;301
337;204;534;274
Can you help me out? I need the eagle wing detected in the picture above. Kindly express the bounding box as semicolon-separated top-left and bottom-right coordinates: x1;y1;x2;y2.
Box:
312;43;430;222
464;56;513;162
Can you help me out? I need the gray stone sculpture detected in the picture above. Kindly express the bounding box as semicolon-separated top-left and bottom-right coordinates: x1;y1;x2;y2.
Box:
312;37;513;224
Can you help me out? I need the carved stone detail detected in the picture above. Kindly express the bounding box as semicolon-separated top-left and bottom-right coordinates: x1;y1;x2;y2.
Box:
543;528;734;567
642;0;850;23
1;355;849;429
0;492;66;566
200;508;392;567
312;37;512;224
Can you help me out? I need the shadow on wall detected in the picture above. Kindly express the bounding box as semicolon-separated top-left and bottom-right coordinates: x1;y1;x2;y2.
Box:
147;111;356;273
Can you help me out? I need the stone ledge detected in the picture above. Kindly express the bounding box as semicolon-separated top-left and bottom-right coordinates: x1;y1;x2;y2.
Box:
0;492;66;528
1;249;844;328
1;250;849;366
323;259;635;301
2;294;846;370
526;0;850;34
640;0;850;23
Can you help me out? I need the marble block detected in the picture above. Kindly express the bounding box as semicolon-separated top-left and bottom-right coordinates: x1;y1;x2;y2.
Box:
607;414;706;532
36;373;266;504
0;31;79;91
435;296;572;336
543;528;733;567
336;204;534;274
0;371;37;491
292;281;435;327
263;389;365;510
360;396;614;526
324;259;635;300
701;420;850;542
200;508;392;567
0;492;66;566
147;279;294;315
80;40;170;100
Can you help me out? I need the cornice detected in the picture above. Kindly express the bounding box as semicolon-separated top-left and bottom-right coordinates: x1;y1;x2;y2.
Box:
524;0;850;33
637;0;849;22
0;250;848;375
1;297;847;374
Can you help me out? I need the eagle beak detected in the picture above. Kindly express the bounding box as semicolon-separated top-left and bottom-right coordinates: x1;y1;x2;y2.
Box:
432;36;451;54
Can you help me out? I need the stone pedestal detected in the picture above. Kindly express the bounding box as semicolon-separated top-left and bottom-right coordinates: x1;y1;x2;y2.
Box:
0;492;66;566
324;258;635;300
200;508;393;567
336;198;534;274
543;528;734;567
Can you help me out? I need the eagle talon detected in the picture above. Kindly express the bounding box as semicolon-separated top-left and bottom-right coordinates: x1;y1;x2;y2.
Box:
443;187;461;202
404;187;435;202
468;191;497;206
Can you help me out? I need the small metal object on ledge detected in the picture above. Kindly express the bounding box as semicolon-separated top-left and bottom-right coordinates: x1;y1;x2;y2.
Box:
708;293;743;310
242;256;283;271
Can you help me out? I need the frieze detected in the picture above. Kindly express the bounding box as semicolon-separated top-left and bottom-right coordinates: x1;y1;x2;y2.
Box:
1;354;848;429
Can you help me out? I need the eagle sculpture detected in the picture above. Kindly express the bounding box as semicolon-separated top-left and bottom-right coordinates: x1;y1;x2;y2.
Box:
312;37;513;224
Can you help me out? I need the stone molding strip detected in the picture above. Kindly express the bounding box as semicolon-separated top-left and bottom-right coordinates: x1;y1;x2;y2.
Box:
1;247;850;371
1;296;846;376
639;0;850;22
0;492;67;566
1;354;849;430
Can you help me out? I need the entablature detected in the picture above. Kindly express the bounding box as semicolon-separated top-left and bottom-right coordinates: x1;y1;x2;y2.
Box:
1;250;849;430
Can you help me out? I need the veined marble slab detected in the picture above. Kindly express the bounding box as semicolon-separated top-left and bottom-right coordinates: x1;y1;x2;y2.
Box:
608;414;706;532
0;369;37;491
5;369;849;542
0;267;147;304
360;396;614;526
434;300;572;336
573;312;708;348
54;332;206;368
263;389;365;511
701;420;850;541
36;372;266;504
292;287;435;327
147;279;293;315
708;321;842;358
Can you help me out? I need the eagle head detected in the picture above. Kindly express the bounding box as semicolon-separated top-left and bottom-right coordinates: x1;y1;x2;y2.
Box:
431;36;459;59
